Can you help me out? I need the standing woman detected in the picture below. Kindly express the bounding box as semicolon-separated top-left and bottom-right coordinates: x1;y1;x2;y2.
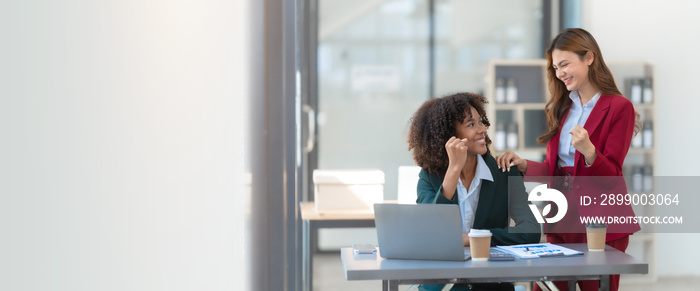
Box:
496;28;641;291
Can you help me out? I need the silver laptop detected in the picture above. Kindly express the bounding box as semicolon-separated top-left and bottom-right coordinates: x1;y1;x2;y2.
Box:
374;203;470;261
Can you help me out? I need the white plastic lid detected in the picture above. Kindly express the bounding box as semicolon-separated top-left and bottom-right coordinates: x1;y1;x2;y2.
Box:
468;229;492;237
312;169;385;184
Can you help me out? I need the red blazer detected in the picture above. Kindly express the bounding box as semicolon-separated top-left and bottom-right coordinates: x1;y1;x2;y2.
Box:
526;94;641;240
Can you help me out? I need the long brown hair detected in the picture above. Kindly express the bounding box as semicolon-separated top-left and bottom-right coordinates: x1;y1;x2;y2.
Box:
538;28;641;144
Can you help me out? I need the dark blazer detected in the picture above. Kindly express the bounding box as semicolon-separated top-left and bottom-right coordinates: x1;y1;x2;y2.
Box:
417;154;541;246
526;94;641;238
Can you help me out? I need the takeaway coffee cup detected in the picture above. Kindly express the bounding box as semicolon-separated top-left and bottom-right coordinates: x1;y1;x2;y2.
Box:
468;229;492;261
586;223;607;251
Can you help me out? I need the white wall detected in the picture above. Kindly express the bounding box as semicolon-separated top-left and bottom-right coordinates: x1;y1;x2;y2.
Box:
583;0;700;277
1;1;249;290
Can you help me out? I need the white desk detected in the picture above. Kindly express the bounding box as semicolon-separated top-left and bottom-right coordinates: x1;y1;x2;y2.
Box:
341;243;648;291
300;202;376;291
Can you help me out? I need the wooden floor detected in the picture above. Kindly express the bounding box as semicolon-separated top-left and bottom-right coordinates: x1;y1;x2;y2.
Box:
312;252;700;291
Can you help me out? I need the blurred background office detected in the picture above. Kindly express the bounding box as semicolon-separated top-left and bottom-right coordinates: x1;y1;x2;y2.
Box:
309;1;700;290
314;0;548;252
2;0;699;291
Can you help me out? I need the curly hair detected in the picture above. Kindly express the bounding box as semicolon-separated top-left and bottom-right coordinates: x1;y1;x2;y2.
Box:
407;92;492;176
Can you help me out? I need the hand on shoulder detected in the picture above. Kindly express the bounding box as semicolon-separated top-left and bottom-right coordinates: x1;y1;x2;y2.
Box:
494;151;528;174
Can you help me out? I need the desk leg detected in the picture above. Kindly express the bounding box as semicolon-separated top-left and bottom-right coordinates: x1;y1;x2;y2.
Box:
303;220;311;291
600;275;610;291
388;280;398;291
382;280;388;291
542;281;559;291
568;280;575;290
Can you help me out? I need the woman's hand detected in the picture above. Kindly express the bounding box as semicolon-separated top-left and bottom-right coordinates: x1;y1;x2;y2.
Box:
570;125;597;165
495;151;528;173
445;136;469;172
462;233;471;246
440;137;469;200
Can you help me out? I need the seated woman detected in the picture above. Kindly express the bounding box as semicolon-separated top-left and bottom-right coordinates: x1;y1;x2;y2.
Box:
407;92;540;291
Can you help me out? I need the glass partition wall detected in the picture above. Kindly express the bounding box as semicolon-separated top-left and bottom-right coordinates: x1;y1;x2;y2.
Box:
433;0;545;95
317;0;431;191
314;0;550;250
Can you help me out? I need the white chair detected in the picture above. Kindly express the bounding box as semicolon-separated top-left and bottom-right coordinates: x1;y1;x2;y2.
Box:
397;166;422;204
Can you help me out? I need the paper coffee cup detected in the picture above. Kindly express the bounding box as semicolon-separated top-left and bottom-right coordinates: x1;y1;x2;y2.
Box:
468;229;492;261
586;223;607;251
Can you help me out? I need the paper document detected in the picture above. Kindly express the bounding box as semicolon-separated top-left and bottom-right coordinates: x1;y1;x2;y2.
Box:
496;243;584;259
